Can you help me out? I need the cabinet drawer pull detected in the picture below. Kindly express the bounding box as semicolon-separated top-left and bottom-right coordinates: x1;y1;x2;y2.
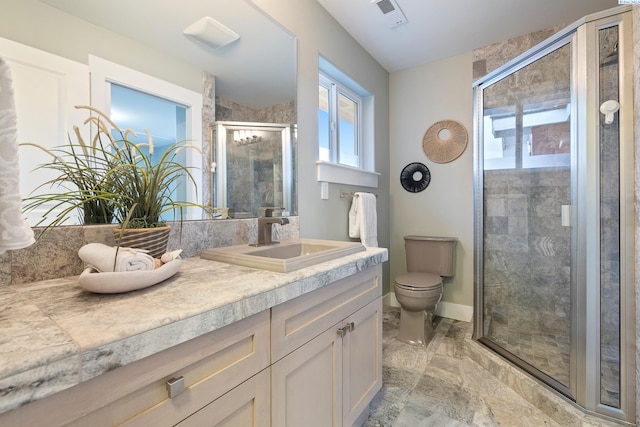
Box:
166;376;185;398
337;322;355;338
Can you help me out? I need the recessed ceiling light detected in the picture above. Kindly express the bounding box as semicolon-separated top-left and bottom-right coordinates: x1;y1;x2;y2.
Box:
183;17;240;50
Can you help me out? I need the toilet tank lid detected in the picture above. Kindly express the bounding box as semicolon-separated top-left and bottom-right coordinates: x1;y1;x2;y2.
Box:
396;272;442;288
403;235;458;242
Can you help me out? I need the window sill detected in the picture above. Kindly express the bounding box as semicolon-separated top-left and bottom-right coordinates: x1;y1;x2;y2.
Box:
316;161;380;188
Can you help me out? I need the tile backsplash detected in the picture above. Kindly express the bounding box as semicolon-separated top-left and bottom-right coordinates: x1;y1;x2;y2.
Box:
1;217;299;286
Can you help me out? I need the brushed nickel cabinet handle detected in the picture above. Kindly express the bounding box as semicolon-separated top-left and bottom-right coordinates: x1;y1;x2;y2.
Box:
167;376;185;398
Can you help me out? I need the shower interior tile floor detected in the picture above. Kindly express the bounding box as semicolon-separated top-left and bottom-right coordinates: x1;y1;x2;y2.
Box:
487;321;571;386
364;307;626;427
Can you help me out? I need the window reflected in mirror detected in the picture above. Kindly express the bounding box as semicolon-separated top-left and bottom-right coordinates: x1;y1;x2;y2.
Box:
110;83;193;222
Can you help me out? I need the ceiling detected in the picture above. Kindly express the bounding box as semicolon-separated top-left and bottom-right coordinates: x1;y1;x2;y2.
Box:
317;0;620;72
38;0;622;110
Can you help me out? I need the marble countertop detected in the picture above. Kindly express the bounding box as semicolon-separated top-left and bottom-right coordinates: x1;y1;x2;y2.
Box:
0;246;387;414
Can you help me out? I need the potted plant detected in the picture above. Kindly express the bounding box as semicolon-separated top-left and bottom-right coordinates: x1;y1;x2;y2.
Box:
21;110;125;227
23;105;211;257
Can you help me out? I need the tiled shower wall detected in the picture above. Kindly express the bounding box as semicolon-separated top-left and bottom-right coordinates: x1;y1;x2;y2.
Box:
215;97;295;124
473;25;573;361
482;169;572;341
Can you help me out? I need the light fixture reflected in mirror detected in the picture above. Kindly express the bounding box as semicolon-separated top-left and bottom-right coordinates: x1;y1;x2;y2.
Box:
184;16;240;50
234;130;263;145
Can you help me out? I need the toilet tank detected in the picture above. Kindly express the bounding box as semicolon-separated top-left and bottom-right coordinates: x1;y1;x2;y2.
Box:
404;235;457;277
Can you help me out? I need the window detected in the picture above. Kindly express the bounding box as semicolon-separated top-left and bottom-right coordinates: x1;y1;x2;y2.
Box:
318;73;362;168
317;57;379;188
89;56;204;219
110;83;189;222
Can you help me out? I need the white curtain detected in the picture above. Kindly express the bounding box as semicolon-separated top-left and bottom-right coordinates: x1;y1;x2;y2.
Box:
0;57;35;253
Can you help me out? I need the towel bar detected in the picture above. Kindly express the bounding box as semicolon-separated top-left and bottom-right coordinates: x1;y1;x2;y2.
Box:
339;190;378;199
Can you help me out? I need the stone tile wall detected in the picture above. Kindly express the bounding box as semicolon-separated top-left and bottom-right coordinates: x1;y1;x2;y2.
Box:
0;216;299;286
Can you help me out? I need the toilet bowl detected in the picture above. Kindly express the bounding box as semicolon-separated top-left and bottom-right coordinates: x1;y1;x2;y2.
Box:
394;236;457;346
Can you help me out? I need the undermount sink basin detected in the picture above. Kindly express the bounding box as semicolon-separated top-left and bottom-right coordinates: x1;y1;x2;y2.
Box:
201;238;366;273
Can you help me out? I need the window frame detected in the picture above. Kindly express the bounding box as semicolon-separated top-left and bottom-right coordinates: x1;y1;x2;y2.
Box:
318;72;363;169
316;56;379;188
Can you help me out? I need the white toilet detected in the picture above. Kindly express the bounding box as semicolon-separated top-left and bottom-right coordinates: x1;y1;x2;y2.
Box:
394;235;457;346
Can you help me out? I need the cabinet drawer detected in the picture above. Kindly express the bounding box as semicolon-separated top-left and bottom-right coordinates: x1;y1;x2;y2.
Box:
176;368;270;427
271;264;381;362
119;311;270;426
3;310;270;427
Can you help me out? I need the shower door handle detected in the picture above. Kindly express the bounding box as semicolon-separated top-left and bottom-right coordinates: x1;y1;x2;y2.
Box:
561;205;572;227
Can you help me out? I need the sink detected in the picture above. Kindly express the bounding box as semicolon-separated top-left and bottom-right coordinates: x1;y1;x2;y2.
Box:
201;238;366;272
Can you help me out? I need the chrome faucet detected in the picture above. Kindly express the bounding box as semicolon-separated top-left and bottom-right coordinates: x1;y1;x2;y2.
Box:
252;217;290;246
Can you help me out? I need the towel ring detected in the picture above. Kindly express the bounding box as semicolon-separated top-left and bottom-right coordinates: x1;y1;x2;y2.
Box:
400;162;431;193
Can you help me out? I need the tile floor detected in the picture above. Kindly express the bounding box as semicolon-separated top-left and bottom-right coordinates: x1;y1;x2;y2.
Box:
487;321;571;387
364;307;627;427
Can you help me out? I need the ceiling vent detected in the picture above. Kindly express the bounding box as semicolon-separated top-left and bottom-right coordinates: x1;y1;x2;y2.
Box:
371;0;407;28
183;17;240;50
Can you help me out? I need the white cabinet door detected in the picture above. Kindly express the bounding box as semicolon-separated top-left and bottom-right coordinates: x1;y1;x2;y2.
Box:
271;323;343;427
342;297;382;426
0;37;89;226
272;296;383;427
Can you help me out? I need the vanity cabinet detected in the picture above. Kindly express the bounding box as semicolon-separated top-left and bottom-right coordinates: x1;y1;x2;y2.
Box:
0;264;383;427
271;265;383;427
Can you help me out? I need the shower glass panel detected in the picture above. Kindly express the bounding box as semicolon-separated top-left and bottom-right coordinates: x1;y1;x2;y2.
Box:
213;122;294;218
598;25;620;409
480;40;573;393
475;7;635;422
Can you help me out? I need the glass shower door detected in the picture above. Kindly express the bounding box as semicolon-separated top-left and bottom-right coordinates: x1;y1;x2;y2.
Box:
474;8;635;422
478;37;575;397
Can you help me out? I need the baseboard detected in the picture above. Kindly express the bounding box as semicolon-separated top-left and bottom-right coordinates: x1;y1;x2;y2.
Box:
384;292;473;323
384;291;400;308
435;301;473;322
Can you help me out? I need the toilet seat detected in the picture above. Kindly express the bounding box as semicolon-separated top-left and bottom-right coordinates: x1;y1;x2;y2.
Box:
395;272;442;290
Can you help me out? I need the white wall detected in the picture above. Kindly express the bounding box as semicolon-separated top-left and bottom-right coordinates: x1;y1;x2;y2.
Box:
389;52;475;315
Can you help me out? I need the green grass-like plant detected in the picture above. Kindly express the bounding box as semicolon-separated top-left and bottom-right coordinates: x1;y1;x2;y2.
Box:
22;105;212;232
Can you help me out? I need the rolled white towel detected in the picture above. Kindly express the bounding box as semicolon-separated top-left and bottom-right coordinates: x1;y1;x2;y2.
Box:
78;243;155;273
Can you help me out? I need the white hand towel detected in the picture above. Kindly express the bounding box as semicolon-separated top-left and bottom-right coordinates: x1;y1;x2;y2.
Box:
78;243;155;273
0;57;35;253
348;192;378;248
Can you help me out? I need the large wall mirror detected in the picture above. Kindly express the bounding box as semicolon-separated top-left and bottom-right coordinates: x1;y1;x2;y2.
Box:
1;0;296;225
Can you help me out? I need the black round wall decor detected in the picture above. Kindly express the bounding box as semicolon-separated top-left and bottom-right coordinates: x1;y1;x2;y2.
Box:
400;162;431;193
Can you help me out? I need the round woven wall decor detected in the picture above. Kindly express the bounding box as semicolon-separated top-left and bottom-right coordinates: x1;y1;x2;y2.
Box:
400;162;431;193
422;120;468;163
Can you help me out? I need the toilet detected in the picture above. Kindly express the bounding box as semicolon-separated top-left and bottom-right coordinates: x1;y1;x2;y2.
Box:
394;235;457;346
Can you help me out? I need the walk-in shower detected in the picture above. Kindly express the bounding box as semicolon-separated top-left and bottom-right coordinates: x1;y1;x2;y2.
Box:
473;6;635;423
